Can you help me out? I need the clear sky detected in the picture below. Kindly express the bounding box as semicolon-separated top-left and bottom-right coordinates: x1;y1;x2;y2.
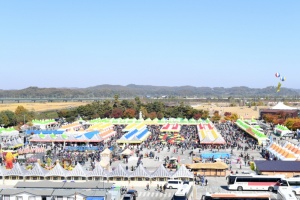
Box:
0;1;299;90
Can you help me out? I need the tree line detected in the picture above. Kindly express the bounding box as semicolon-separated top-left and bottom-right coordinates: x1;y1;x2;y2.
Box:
1;94;299;131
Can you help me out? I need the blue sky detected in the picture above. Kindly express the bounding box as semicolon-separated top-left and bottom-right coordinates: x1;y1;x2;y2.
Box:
0;1;299;89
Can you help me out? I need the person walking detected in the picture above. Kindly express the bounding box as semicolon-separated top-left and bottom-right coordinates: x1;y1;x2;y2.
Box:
146;183;150;191
205;179;208;186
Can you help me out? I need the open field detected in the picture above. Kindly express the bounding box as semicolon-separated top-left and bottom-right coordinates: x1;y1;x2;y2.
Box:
194;103;269;119
0;102;89;112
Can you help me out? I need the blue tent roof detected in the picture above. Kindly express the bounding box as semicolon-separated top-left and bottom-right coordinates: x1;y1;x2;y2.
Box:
84;131;99;139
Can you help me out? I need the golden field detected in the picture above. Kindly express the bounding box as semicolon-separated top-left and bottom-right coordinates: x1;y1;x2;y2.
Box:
193;103;269;119
0;102;89;112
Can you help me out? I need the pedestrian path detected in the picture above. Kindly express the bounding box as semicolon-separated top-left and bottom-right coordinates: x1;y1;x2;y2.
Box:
137;190;175;199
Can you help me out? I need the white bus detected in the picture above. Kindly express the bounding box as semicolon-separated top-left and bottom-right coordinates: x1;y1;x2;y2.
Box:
227;174;284;191
201;192;271;200
172;183;193;200
281;178;300;195
277;186;297;200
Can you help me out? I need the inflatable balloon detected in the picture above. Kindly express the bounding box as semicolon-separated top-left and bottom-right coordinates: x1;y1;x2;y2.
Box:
281;77;286;81
5;152;15;169
275;72;280;78
277;82;282;92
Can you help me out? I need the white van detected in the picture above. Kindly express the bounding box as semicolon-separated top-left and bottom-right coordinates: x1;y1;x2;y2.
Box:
277;187;297;200
166;180;183;189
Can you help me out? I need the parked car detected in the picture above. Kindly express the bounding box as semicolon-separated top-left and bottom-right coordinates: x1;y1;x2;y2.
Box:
126;190;138;200
166;179;183;189
123;194;133;200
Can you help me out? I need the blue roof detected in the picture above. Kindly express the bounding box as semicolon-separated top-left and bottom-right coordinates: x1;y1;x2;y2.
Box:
255;160;300;172
125;129;138;139
137;128;148;139
84;131;99;139
26;130;64;135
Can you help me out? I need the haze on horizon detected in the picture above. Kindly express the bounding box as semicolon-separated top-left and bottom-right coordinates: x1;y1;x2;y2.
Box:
0;1;299;90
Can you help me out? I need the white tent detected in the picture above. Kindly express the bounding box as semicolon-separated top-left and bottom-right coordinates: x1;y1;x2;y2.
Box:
88;164;108;177
271;102;297;110
151;164;171;178
66;163;88;177
26;163;47;177
171;164;194;179
109;164;129;177
45;163;67;177
4;162;27;176
130;164;151;178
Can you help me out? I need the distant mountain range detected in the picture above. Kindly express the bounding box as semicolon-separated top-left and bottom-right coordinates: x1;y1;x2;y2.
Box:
0;85;299;98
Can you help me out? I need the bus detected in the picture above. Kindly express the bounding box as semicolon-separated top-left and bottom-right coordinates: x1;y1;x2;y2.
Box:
277;186;297;200
281;178;300;195
201;192;271;200
172;183;193;200
227;174;284;191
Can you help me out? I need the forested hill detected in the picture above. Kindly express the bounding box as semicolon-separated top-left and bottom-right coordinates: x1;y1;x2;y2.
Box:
0;85;299;98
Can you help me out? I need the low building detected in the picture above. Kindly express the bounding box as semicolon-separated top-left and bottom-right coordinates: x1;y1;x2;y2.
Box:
0;188;108;200
185;162;228;177
254;160;300;178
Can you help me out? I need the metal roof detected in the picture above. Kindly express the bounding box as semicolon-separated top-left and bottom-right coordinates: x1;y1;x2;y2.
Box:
25;162;48;177
109;164;129;177
172;164;194;179
66;163;88;177
45;163;68;177
15;181;114;189
130;164;151;178
150;164;171;178
15;181;65;189
0;189;53;196
255;160;300;172
4;162;28;176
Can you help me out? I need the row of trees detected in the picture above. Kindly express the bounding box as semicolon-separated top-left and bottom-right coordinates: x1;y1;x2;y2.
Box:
58;95;209;122
263;113;300;130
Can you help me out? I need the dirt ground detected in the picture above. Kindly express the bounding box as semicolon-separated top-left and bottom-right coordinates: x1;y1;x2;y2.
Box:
193;103;269;119
0;102;89;112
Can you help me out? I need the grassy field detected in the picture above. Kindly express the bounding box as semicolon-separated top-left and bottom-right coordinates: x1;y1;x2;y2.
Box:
0;102;90;112
193;103;269;119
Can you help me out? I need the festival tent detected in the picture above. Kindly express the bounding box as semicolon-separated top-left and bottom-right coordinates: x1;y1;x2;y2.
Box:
121;148;133;156
4;162;28;177
99;129;116;140
188;118;197;125
25;163;48;177
130;164;151;178
272;102;297;110
213;136;226;145
108;164;129;178
152;118;159;124
123;123;137;132
150;164;171;178
171;164;194;179
66;163;89;177
88;164;108;178
89;134;103;143
144;118;152;124
0;127;19;138
136;118;144;123
25;130;65;135
31;119;57;129
45;163;68;177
